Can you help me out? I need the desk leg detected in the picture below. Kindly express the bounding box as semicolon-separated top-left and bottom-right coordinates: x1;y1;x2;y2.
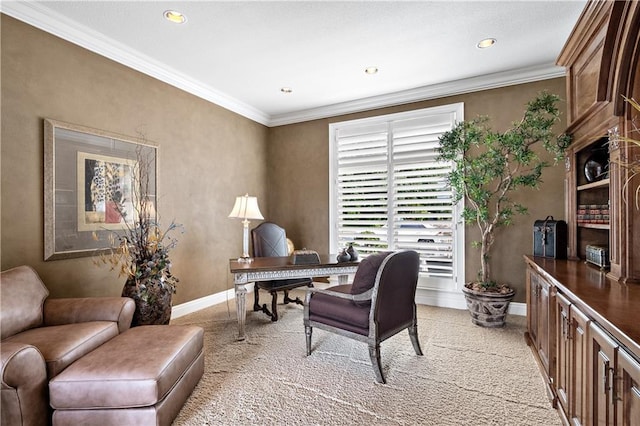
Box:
235;283;247;341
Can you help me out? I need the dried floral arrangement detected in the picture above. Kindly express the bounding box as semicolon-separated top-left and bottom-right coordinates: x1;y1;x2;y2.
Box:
618;96;640;210
95;146;182;301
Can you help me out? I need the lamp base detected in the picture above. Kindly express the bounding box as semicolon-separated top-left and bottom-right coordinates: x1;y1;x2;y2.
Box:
237;256;254;263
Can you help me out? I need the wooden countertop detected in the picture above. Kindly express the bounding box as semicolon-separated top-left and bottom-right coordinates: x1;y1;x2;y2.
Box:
524;255;640;357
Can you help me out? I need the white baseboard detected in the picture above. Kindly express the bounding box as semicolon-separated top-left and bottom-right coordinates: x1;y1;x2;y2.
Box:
172;284;526;319
171;286;254;319
415;287;526;316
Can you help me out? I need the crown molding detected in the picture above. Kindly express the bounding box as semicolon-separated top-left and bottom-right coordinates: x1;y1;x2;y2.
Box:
1;1;271;126
267;64;565;127
2;1;565;128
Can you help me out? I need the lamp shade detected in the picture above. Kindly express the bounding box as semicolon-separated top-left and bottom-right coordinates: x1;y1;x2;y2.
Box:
228;194;264;220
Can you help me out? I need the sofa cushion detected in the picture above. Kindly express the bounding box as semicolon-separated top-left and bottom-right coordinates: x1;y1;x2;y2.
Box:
0;266;49;339
49;325;204;410
4;321;119;378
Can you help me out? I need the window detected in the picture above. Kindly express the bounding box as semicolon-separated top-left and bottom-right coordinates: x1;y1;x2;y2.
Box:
329;103;464;289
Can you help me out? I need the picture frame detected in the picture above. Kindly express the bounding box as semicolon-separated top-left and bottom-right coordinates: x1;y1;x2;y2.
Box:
44;119;157;260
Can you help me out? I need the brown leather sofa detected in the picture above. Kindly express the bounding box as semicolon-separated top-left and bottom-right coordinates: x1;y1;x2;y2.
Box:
1;265;135;426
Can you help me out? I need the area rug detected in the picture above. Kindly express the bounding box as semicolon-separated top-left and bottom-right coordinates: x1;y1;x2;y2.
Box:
171;291;560;425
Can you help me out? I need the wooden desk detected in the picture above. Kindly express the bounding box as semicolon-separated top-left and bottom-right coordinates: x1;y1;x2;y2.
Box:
229;255;359;340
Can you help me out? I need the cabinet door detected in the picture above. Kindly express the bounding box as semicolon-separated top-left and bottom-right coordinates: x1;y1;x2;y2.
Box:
556;293;571;416
591;323;617;426
537;275;554;378
527;268;539;344
571;305;590;426
616;349;640;426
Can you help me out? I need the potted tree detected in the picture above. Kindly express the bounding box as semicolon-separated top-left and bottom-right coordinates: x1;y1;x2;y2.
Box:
438;92;571;327
97;147;182;326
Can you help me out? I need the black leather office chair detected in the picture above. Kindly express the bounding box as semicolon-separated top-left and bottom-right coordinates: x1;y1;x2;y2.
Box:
251;222;313;321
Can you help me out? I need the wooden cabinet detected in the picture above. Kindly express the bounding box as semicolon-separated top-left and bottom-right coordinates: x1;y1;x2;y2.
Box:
558;0;640;283
527;266;556;398
616;348;640;426
525;256;640;426
591;323;618;425
589;323;640;426
571;303;590;425
555;292;591;425
556;293;571;417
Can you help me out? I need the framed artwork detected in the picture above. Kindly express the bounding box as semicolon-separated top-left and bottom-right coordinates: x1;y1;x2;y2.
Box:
44;119;157;260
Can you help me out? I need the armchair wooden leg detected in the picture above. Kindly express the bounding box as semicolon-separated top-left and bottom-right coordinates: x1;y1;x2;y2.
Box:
408;324;423;356
305;325;312;356
368;343;385;384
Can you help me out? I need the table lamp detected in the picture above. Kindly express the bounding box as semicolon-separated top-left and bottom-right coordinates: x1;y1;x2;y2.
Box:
228;194;264;262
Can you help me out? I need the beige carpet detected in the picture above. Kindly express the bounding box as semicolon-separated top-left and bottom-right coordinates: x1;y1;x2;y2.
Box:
171;290;560;425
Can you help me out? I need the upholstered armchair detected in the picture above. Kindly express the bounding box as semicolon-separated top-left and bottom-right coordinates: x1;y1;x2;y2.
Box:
303;250;423;383
1;265;135;426
251;222;313;321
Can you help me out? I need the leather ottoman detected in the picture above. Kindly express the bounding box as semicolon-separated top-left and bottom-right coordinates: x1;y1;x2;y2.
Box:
49;325;204;426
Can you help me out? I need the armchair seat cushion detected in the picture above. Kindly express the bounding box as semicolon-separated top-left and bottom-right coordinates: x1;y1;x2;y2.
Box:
3;322;119;378
308;285;369;336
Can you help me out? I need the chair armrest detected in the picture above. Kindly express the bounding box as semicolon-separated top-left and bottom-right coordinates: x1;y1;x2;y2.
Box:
305;287;373;302
1;342;49;425
43;297;135;334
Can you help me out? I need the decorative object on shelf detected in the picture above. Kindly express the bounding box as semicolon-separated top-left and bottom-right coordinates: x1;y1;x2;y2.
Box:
533;216;567;259
584;144;609;182
346;243;359;261
97;145;183;327
576;203;610;224
585;244;610;270
228;194;264;262
438;91;571;327
336;248;351;263
584;156;606;182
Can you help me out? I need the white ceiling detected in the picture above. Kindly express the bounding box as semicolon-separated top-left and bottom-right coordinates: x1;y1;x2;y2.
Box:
2;1;587;126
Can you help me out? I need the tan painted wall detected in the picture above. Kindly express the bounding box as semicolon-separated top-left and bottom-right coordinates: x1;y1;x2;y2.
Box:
1;16;269;302
268;78;568;303
1;15;567;306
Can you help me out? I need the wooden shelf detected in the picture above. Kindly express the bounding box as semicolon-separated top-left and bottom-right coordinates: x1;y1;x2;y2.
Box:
577;223;610;230
577;178;610;191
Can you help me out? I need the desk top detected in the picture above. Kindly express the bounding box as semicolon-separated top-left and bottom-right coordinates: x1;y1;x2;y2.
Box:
229;255;359;273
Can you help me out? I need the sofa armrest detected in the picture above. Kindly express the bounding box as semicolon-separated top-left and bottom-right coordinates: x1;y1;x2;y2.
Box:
1;342;49;426
43;297;135;334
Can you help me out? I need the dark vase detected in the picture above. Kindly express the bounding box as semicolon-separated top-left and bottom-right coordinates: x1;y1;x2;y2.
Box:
584;156;604;182
346;244;359;261
122;276;173;327
337;248;351;262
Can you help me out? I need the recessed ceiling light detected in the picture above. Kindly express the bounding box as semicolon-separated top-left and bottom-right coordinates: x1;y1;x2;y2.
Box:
365;66;379;75
477;38;496;49
280;87;293;94
164;10;187;24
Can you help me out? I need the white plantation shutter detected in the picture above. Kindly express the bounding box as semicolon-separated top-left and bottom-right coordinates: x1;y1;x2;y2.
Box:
330;104;463;282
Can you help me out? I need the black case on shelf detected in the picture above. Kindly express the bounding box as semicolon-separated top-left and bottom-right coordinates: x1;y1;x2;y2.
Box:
533;216;567;259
